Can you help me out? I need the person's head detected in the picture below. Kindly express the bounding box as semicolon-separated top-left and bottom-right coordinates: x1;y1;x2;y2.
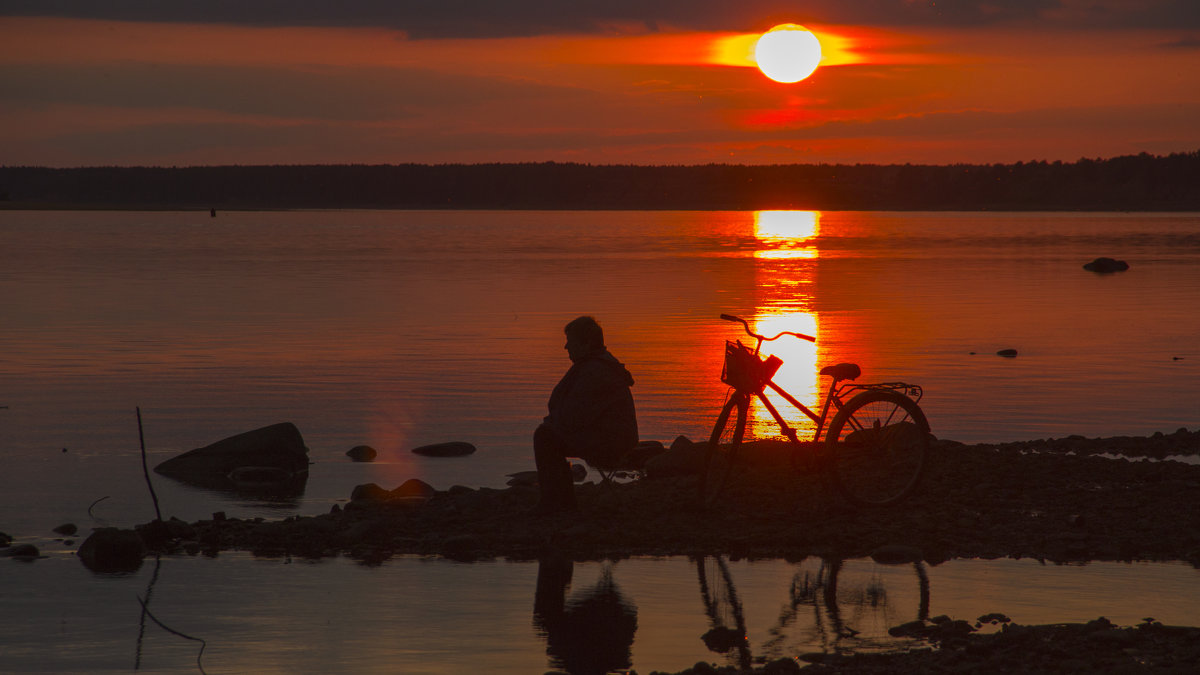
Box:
564;315;604;362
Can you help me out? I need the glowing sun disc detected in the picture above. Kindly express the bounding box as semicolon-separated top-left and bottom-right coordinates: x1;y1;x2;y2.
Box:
755;24;822;83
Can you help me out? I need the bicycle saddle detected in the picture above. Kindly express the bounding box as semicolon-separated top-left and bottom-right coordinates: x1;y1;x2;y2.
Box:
820;362;861;381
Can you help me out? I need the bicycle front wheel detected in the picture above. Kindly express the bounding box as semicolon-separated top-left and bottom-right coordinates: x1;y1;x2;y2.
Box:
699;393;748;507
825;390;929;507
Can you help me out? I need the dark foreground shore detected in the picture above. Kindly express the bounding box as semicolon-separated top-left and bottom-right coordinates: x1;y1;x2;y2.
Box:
143;429;1200;566
83;429;1200;672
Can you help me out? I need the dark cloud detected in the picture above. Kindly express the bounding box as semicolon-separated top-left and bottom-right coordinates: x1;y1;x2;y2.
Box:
0;62;581;121
2;0;1198;37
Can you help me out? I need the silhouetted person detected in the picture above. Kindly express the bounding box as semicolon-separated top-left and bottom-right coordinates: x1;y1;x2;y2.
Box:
533;554;638;675
533;316;637;514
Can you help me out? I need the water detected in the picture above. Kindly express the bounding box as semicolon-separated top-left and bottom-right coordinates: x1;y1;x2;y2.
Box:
2;209;1199;672
4;552;1198;674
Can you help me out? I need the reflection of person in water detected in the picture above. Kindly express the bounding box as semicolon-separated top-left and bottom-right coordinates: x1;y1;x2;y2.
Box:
533;553;638;675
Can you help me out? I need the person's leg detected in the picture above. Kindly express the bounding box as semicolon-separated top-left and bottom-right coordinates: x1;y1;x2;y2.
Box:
534;423;577;512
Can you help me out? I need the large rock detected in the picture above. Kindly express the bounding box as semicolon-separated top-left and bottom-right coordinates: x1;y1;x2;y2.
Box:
154;422;309;496
78;528;146;573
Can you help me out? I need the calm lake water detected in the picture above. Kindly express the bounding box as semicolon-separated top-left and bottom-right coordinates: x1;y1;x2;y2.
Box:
2;209;1199;672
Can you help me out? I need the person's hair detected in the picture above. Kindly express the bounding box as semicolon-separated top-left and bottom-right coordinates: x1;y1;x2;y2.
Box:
564;315;604;348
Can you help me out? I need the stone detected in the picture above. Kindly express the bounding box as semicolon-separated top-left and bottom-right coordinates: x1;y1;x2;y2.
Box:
643;435;706;478
571;462;587;482
346;445;377;462
154;422;309;494
350;482;392;504
2;543;40;559
411;441;476;457
393;478;436;502
889;620;928;637
77;528;146;573
996;348;1018;357
623;439;668;469
762;657;802;674
53;523;77;536
701;625;745;652
1083;257;1129;273
506;470;539;487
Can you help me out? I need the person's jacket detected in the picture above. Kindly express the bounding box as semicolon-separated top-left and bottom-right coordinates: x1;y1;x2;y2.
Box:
544;348;638;465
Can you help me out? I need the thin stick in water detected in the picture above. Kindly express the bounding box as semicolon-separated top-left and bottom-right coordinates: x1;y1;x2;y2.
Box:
137;407;163;522
87;495;110;518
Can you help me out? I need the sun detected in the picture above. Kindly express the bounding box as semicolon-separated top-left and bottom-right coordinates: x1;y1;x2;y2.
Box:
755;24;822;83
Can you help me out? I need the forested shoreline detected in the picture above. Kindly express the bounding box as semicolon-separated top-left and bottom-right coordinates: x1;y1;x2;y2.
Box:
2;151;1198;211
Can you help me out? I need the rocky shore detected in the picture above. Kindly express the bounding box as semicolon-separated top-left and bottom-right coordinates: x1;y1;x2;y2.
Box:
11;428;1195;673
136;428;1198;673
131;428;1200;567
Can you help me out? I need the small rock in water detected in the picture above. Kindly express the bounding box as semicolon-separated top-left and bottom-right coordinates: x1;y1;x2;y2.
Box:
53;523;77;536
3;543;40;560
411;441;476;457
996;348;1018;358
506;470;539;487
1083;257;1129;273
346;445;377;462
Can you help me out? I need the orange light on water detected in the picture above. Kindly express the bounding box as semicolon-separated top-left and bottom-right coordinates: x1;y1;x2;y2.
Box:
750;310;820;436
745;210;823;436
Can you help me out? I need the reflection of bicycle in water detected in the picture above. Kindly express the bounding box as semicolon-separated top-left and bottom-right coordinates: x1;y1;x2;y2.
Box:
701;314;932;508
694;555;930;667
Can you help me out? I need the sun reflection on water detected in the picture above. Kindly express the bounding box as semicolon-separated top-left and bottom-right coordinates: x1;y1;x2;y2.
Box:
753;210;820;260
746;211;822;437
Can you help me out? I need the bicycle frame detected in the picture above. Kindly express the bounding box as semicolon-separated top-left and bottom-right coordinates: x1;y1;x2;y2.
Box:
740;377;841;446
708;313;931;507
719;313;924;448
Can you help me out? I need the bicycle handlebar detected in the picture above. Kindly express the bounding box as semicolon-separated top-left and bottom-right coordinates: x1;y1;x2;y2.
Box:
721;313;816;343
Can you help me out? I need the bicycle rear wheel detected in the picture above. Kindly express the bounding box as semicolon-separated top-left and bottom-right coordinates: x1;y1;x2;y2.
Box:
825;390;929;507
699;393;748;507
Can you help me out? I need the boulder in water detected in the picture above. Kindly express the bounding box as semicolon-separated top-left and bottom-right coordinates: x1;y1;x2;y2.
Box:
155;422;309;495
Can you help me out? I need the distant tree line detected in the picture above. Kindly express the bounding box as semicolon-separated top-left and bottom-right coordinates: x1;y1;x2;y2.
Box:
2;151;1198;211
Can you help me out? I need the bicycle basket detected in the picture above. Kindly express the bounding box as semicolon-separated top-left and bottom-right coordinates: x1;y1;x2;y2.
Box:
721;341;782;393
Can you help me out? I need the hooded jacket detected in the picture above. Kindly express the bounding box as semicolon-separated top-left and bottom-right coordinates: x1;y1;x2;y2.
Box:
544;347;638;465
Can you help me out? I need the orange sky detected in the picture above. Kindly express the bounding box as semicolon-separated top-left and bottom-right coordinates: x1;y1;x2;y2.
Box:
1;6;1198;166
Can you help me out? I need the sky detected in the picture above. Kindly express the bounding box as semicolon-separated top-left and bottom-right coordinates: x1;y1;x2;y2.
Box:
2;0;1199;167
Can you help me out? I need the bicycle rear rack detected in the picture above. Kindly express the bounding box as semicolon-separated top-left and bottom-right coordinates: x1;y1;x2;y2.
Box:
838;381;923;403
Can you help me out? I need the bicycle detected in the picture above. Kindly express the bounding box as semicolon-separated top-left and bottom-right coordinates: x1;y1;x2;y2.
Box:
699;313;931;508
